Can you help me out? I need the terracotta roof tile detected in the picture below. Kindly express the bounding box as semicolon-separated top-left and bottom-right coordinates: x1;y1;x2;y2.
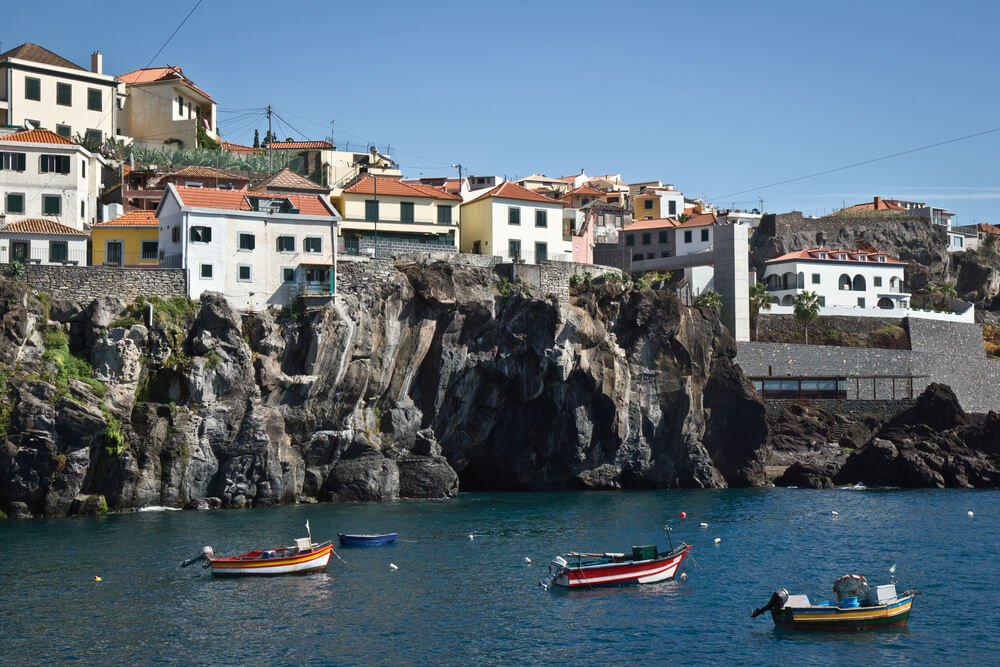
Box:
0;128;75;145
767;247;905;264
479;181;563;205
269;140;335;150
623;218;678;232
118;65;214;101
0;43;83;70
93;210;158;227
344;175;461;201
168;165;248;181
172;186;334;217
561;185;605;202
674;212;717;228
0;218;87;236
222;141;262;155
251;168;328;193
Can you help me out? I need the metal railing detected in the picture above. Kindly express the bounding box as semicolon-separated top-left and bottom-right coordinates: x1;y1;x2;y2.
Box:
90;249;162;267
0;246;87;265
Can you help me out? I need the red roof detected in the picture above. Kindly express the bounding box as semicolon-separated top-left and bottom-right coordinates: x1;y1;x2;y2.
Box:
222;141;262;155
561;185;605;203
118;65;214;101
93;210;158;227
0;128;75;145
674;212;717;228
623;218;678;232
269;141;335;150
0;218;87;236
171;186;334;217
842;196;906;212
767;247;905;264
478;181;563;205
344;175;461;201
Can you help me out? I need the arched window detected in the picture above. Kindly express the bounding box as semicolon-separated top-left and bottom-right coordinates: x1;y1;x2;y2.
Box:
852;275;867;291
839;274;852;290
890;276;899;290
782;272;797;290
766;274;781;290
781;294;794;306
877;297;894;309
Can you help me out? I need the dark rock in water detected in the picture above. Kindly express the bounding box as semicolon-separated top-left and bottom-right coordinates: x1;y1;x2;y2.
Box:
886;383;968;432
774;461;838;489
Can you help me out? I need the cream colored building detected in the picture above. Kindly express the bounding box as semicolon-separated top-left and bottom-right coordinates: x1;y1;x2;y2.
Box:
460;181;568;263
118;66;218;149
0;43;119;143
0;128;105;230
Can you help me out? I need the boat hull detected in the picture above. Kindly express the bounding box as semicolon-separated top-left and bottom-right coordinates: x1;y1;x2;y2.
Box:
209;542;333;576
338;533;398;547
553;545;691;588
771;595;914;631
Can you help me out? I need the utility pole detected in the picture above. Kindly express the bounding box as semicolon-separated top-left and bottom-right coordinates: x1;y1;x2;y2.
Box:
266;105;273;172
373;170;378;258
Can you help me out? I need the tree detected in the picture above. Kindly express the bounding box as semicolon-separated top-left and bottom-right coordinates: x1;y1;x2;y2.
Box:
920;281;957;312
695;289;722;314
793;291;821;344
749;281;771;341
677;213;692;223
253;129;260;148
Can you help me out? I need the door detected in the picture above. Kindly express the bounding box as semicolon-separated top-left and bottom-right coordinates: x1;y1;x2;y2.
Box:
106;241;123;267
11;241;28;262
304;267;331;295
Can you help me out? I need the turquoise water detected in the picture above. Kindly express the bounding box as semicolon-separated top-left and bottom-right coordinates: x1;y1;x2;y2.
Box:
1;489;997;665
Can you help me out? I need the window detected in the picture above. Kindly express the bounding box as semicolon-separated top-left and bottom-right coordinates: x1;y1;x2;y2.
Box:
171;227;180;243
508;207;521;225
400;202;415;223
304;237;322;253
42;195;61;215
141;241;158;260
643;200;653;210
857;297;866;308
701;229;709;242
642;232;651;245
812;273;821;284
190;226;212;243
177;95;184;116
6;193;24;213
81;160;86;178
80;200;85;218
87;88;102;111
237;265;252;282
535;210;547;227
509;239;521;261
40;155;70;174
24;77;41;101
684;230;692;243
365;199;379;221
0;152;26;171
668;200;677;216
56;124;72;138
282;267;296;283
874;276;883;287
661;251;670;258
85;129;102;146
437;205;452;224
49;241;68;263
626;234;635;247
238;233;255;251
658;231;668;243
57;82;72;106
200;264;213;279
535;242;547;262
633;253;644;261
276;235;295;252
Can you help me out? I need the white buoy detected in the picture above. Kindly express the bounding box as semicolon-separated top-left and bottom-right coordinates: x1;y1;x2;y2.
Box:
968;511;974;518
468;533;475;540
831;511;839;516
679;572;688;582
389;563;398;570
524;557;532;564
699;522;708;528
714;537;722;545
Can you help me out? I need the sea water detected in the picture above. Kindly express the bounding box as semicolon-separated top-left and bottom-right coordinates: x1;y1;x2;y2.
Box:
1;488;997;665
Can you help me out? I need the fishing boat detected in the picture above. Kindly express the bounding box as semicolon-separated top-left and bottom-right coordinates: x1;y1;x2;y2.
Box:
544;543;691;589
181;522;333;576
338;532;398;547
751;572;917;631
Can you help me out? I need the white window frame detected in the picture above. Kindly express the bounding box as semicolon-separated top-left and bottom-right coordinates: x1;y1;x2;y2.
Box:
238;232;256;252
304;236;322;253
199;263;213;279
237;264;252;283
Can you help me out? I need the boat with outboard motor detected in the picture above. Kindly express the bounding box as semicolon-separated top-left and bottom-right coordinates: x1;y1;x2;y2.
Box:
751;571;916;631
544;543;691;589
181;521;334;576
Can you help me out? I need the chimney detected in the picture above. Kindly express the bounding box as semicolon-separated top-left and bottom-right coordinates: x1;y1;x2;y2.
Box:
873;196;881;209
91;51;103;74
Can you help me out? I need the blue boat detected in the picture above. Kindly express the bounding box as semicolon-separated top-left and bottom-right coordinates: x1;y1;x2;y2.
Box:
338;533;398;547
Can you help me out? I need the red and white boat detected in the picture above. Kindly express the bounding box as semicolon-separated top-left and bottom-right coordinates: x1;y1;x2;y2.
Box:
182;522;333;576
545;543;691;589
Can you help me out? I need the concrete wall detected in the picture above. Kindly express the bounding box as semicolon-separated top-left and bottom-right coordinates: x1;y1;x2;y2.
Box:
17;263;186;302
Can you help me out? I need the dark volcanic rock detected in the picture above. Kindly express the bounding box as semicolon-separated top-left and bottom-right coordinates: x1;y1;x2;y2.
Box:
774;461;838;489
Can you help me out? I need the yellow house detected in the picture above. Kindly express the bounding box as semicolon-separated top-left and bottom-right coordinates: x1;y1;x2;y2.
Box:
90;210;160;266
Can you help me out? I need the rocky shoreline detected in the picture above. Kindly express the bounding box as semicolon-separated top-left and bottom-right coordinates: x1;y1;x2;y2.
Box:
1;261;998;520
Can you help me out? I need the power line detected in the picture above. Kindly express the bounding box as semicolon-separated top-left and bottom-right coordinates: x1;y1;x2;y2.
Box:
142;0;204;70
709;124;1000;201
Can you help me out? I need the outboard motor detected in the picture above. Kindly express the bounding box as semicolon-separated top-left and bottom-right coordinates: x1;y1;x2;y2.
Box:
541;556;568;589
181;546;215;568
751;588;789;618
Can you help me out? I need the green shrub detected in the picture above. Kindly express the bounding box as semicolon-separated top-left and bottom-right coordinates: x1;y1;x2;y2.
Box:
103;412;127;457
497;277;515;297
7;260;25;278
0;509;7;520
41;326;106;398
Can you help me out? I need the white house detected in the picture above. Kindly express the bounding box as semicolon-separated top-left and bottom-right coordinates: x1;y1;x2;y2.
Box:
763;247;909;311
0;128;105;230
0;43;120;143
460;181;567;263
0;218;88;265
156;184;340;311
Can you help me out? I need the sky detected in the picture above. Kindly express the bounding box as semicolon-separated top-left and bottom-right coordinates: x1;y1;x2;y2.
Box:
6;0;1000;222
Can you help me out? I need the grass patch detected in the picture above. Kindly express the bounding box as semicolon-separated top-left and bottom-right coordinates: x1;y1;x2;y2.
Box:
40;326;106;399
0;371;10;438
126;296;199;328
103;411;127;457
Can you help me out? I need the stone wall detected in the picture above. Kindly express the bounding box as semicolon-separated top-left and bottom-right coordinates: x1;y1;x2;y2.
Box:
336;252;499;298
758;314;907;343
20;264;186;303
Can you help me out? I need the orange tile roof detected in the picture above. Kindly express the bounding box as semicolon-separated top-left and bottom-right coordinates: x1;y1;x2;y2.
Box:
118;65;214;101
269;140;335;150
222;141;262;155
674;212;717;228
344;175;461;201
480;181;563;205
171;186;335;217
623;217;678;232
977;223;1000;235
251;168;328;193
0;218;87;236
167;165;248;181
93;210;158;227
0;43;83;70
0;128;75;145
563;185;605;198
843;197;906;212
767;247;905;264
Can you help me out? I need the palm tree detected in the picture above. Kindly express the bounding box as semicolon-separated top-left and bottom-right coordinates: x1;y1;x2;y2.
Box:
920;281;957;311
793;291;821;344
695;289;722;314
749;281;771;341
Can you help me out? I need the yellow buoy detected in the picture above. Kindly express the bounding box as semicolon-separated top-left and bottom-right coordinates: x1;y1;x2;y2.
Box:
93;576;102;582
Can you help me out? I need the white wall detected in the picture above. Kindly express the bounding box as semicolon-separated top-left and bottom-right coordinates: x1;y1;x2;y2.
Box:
2;59;117;139
489;197;569;263
0;140;97;228
0;234;86;265
763;303;975;323
763;258;907;310
674;224;713;257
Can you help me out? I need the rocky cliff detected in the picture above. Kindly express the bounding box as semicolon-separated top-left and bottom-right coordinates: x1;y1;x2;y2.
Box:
0;261;769;518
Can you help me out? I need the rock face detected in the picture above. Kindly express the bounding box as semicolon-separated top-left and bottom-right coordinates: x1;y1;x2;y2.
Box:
0;262;769;517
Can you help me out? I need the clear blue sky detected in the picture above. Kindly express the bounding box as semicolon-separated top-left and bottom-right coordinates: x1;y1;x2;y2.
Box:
6;1;1000;221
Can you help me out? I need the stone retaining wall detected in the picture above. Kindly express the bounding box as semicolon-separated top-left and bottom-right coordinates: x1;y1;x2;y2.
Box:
336;252;499;297
19;264;186;303
762;399;915;420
